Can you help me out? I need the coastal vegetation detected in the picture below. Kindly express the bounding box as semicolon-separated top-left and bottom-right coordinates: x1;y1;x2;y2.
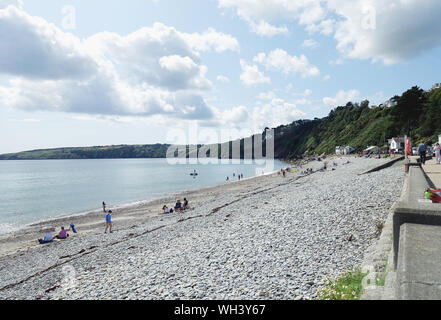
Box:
1;86;440;160
0;144;171;160
274;86;441;159
317;267;367;300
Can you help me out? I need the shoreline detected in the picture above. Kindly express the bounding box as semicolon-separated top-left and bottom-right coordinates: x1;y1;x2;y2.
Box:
0;160;296;257
0;156;405;300
1;165;287;233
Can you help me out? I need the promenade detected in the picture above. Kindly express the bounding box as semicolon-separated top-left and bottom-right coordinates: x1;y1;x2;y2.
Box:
390;154;441;300
422;157;441;188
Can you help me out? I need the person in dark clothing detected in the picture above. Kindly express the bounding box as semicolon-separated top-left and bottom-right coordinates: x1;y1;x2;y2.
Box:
418;142;427;165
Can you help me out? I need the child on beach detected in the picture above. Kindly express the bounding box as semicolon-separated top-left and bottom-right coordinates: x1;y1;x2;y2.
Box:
162;205;170;214
105;210;113;234
183;198;190;210
103;201;106;212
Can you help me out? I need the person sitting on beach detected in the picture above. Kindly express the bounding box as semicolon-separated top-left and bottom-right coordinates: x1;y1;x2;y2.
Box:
174;200;184;212
38;232;54;244
105;210;113;234
162;205;170;214
183;198;190;210
55;227;70;240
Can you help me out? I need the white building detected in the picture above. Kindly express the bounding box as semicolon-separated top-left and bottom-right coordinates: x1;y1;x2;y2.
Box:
388;137;404;152
431;83;441;91
380;97;398;108
336;146;355;155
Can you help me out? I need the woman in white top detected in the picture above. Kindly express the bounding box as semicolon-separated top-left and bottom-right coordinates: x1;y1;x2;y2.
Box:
435;143;441;164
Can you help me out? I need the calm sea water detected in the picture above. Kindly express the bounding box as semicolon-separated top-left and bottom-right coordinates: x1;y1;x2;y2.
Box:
0;158;284;234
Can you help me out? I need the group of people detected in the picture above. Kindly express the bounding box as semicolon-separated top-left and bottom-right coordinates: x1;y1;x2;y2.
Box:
300;168;314;175
38;225;77;244
226;173;244;182
417;142;441;165
162;198;191;214
35;194;193;246
278;168;294;177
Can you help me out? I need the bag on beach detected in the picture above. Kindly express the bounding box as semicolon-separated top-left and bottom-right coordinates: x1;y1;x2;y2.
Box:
427;188;441;203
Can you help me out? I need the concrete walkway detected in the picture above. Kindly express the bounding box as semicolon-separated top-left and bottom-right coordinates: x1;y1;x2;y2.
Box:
422;157;441;188
392;157;441;299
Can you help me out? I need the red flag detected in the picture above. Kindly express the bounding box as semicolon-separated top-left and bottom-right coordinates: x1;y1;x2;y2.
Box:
406;138;411;156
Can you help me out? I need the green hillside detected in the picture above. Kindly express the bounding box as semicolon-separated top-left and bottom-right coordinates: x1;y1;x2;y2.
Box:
274;86;441;158
0;144;171;160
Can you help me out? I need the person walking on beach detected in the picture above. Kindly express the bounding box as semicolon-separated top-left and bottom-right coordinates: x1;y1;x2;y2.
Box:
105;210;113;234
435;143;441;164
418;142;427;165
102;201;106;213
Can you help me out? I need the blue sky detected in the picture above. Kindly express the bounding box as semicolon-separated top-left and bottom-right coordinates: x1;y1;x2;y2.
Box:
1;0;440;153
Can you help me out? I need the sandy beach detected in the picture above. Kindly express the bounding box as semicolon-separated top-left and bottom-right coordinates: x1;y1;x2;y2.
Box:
0;156;404;300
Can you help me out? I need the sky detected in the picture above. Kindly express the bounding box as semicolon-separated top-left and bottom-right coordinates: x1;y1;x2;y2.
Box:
0;0;440;154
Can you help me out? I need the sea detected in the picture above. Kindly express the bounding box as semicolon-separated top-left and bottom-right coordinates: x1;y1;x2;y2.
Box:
0;158;285;234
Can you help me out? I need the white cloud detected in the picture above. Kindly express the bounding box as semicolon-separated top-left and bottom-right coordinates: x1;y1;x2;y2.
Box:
323;89;360;107
84;23;219;91
327;0;441;64
0;7;241;121
217;75;230;83
240;60;271;86
219;0;326;36
158;55;211;90
294;98;312;105
210;105;249;126
329;58;344;66
181;27;240;52
252;97;306;129
0;0;22;9
305;18;335;35
219;0;441;64
257;91;277;101
248;20;289;37
0;6;98;79
253;49;320;78
302;39;320;49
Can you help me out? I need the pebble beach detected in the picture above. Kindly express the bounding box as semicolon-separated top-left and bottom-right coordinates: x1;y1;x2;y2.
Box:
0;156;405;300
